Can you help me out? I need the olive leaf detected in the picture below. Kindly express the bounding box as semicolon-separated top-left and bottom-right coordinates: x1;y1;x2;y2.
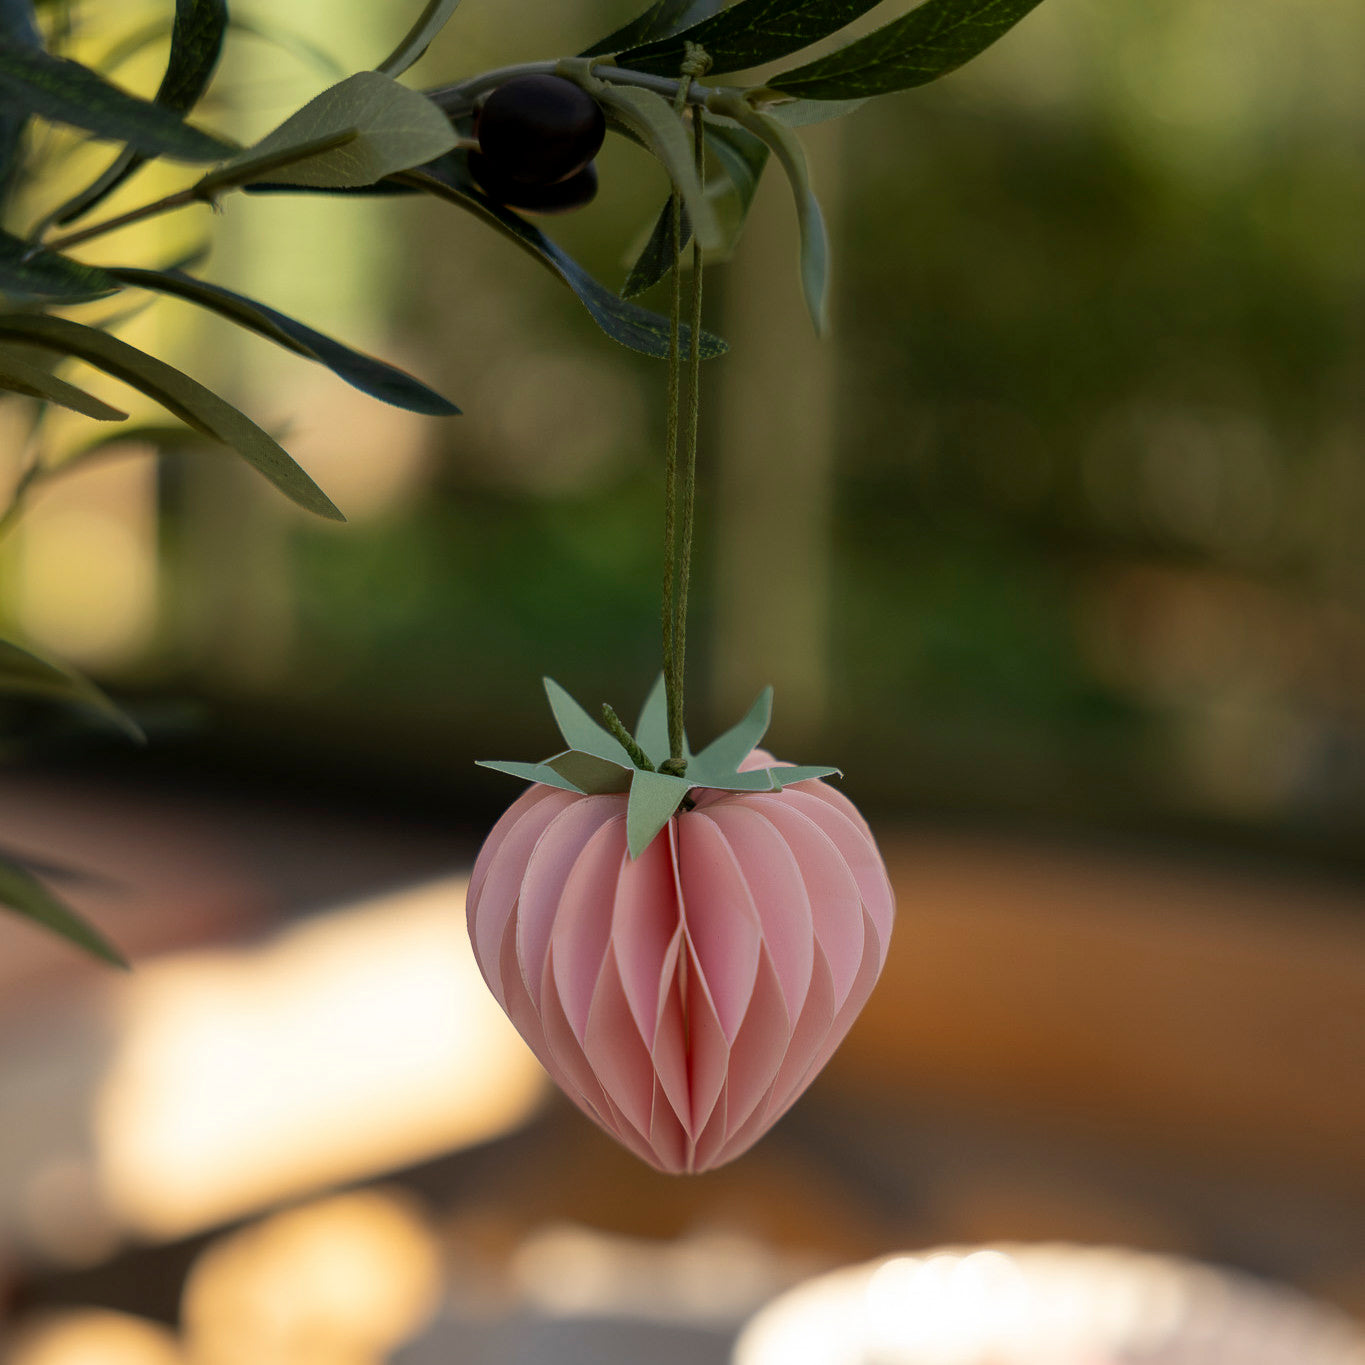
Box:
588;82;723;253
398;161;728;360
376;0;463;79
0;0;41;207
581;0;730;58
52;0;230;226
0;313;344;520
622;197;689;300
0;42;233;160
711;97;828;334
108;267;459;415
622;118;768;296
606;0;885;78
0;345;127;419
0;636;143;740
203;70;456;191
765;0;1046;99
763;96;869;126
0;228;120;302
0;853;127;968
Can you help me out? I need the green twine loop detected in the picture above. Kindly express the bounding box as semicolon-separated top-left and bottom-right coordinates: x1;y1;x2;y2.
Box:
660;48;709;773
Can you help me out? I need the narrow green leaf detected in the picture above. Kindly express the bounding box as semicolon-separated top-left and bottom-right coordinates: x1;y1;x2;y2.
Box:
196;128;361;196
692;685;773;775
704;119;770;253
0;43;233;160
581;0;728;58
763;96;869;126
0;228;119;302
0;314;344;520
0;0;42;208
544;749;633;794
227;14;348;81
205;71;455;191
544;677;634;766
633;672;671;766
108;267;459;415
0;345;127;419
766;0;1047;99
477;759;586;794
0;853;127;968
590;83;722;252
609;0;884;78
376;0;463;78
0;636;143;740
626;769;691;858
399;162;728;360
53;0;229;225
714;98;828;333
622;196;689;300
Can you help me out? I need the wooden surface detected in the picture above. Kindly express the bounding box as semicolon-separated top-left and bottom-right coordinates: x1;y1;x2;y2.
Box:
833;832;1365;1183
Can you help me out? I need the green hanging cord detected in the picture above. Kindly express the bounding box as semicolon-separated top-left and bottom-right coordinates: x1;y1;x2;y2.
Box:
671;42;710;773
659;43;710;776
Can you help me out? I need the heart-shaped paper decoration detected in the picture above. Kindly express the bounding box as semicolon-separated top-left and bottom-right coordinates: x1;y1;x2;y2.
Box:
468;680;894;1172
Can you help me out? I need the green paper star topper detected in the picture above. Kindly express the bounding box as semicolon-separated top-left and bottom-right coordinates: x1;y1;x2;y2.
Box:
480;676;841;858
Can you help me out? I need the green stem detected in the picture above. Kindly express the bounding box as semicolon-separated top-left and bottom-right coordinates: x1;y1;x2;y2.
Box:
43;184;207;253
602;704;656;770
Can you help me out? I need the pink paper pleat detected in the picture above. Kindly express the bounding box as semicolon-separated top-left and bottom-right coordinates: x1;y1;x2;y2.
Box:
466;762;895;1173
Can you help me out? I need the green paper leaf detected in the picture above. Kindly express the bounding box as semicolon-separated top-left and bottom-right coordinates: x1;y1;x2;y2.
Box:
607;0;885;78
544;749;633;794
399;162;728;360
0;636;143;740
0;344;127;419
622;196;689;300
107;267;459;415
771;764;841;785
590;83;723;253
0;853;127;968
766;0;1046;100
376;0;462;78
691;685;773;776
581;0;728;57
627;769;691;858
0;43;232;160
52;0;229;225
763;96;869;127
205;70;456;191
714;98;828;334
544;677;634;766
477;759;586;794
634;672;671;767
0;313;344;521
0;228;120;302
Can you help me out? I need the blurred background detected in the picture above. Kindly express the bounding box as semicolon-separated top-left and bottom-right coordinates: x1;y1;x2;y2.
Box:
1;0;1364;1361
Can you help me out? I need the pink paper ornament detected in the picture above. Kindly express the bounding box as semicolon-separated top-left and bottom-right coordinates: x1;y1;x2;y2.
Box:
467;752;894;1173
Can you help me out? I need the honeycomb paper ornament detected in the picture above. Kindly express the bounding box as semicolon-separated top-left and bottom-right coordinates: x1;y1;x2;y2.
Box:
468;679;894;1173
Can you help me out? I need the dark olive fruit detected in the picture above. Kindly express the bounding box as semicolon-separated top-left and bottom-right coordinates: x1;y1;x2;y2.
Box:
475;74;606;186
468;153;599;214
